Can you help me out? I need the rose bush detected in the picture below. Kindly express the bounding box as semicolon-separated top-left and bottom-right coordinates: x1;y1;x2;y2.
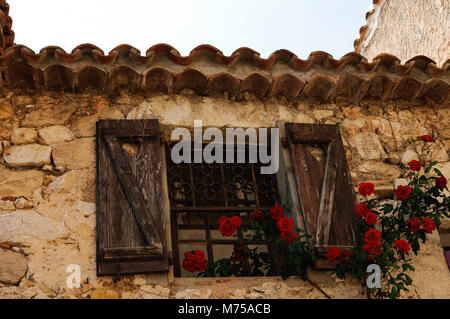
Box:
199;205;315;279
327;136;449;299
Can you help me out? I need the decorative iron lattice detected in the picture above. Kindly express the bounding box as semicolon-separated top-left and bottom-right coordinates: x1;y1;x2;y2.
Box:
166;144;280;277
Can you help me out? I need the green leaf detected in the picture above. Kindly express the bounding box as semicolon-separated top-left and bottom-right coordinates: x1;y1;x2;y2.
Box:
390;286;398;299
383;204;393;214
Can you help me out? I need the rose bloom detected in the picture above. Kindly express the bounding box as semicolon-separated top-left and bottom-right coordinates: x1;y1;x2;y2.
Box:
355;202;370;217
194;260;207;272
394;240;411;253
183;258;196;273
395;185;412;201
422;217;436;234
230;216;242;228
184;251;193;260
364;228;381;244
218;216;226;224
339;250;354;262
436;176;447;189
270;205;284;220
326;247;340;261
193;250;205;264
363;242;382;255
407;160;421;172
358;182;375;197
419;135;433;142
219;218;236;236
277;216;294;233
364;212;378;226
280;230;297;244
250;209;264;222
408;217;421;232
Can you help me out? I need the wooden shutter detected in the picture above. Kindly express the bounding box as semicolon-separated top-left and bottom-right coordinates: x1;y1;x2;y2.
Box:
96;119;168;276
285;123;356;268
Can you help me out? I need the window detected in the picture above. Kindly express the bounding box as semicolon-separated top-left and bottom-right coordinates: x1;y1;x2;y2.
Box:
95;120;357;276
166;143;280;277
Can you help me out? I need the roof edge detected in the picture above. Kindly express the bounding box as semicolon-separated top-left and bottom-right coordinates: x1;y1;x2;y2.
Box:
354;0;386;55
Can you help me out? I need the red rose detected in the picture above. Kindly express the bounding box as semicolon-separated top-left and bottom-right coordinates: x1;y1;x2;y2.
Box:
364;212;378;226
250;209;264;222
270;205;284;220
407;160;421;172
184;251;193;260
339;250;354;262
358;182;375;197
394;240;410;253
419;135;433;142
182;258;196;273
363;242;382;255
364;228;381;244
230;216;242;228
355;202;370;217
395;185;412;201
277;216;294;233
280;231;297;244
326;247;340;261
218;216;226;224
436;176;447;189
408;217;420;232
422;217;435;234
193;250;205;264
219;218;236;236
194;260;207;272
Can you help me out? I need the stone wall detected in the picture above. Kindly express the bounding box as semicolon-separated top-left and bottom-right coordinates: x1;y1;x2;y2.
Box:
356;0;449;67
0;90;449;299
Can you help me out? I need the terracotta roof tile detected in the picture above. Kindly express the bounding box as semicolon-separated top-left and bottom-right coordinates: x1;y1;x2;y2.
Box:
0;0;447;105
0;0;14;52
0;43;448;105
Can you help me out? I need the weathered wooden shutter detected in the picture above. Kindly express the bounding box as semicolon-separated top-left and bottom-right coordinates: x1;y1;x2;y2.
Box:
96;119;168;276
285;123;356;268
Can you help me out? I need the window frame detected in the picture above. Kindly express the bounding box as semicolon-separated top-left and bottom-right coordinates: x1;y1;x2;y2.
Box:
165;142;281;277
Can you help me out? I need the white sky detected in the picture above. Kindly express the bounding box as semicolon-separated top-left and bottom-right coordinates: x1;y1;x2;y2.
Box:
10;0;372;59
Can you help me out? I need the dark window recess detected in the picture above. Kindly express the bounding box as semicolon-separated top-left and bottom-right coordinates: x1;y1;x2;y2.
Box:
166;144;280;277
96;119;169;276
285;123;357;269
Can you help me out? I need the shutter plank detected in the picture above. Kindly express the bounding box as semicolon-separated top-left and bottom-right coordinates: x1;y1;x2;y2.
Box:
103;136;162;250
315;139;340;247
103;247;163;261
99;260;169;275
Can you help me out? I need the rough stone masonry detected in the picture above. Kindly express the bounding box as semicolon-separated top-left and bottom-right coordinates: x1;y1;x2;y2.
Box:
0;89;449;299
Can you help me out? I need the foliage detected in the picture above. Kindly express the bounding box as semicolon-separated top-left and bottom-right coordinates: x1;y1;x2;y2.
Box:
329;135;449;299
183;205;315;279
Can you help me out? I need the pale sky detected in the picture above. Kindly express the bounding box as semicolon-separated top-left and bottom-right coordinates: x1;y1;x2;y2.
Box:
10;0;372;59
